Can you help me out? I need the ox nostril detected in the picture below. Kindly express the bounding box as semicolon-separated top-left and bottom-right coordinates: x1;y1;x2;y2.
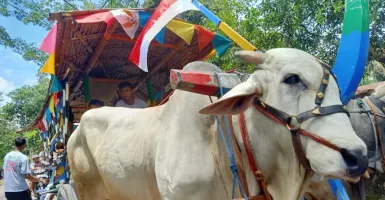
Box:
341;148;368;177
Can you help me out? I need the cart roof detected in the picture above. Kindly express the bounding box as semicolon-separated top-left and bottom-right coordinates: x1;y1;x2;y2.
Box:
19;8;231;132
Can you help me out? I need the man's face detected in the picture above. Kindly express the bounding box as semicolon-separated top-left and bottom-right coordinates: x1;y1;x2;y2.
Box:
89;104;100;109
33;158;40;163
119;87;133;101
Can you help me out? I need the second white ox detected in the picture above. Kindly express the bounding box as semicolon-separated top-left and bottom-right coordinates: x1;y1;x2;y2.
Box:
68;48;368;200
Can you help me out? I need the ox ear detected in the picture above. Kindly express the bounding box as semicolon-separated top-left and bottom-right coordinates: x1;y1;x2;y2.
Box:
234;51;267;65
199;81;261;115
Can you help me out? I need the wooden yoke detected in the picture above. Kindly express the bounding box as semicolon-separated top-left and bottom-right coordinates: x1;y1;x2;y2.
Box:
169;69;249;96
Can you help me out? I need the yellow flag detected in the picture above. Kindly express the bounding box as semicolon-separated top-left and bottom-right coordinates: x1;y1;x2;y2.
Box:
59;114;63;128
40;53;55;74
56;166;65;175
166;20;195;45
49;95;55;117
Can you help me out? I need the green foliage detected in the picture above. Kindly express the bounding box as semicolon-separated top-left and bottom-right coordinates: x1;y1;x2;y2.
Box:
0;26;48;66
1;77;49;128
0;77;47;165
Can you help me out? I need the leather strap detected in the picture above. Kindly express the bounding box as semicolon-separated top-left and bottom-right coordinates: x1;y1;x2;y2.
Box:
227;116;250;197
290;128;312;170
303;192;319;200
253;99;348;125
368;95;385;113
296;105;349;123
253;100;342;152
365;98;385;170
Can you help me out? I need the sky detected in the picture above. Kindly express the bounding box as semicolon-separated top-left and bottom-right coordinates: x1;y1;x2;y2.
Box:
0;15;48;98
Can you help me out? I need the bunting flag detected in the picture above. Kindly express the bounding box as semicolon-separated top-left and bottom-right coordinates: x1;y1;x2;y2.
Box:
38;120;46;133
40;23;57;54
40;53;55;74
42;113;48;131
139;11;166;44
166;20;195;45
49;95;55;118
50;75;63;94
129;0;199;72
75;9;139;39
195;25;215;51
212;34;231;56
40;23;57;75
45;107;52;124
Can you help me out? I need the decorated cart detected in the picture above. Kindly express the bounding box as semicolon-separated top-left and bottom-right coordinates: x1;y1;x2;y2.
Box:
18;6;233;200
19;0;369;199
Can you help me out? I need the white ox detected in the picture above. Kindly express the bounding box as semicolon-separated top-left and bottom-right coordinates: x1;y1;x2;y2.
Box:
67;48;368;200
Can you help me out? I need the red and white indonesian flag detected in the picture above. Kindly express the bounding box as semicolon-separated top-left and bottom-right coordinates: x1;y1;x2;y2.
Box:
129;0;198;72
75;9;139;39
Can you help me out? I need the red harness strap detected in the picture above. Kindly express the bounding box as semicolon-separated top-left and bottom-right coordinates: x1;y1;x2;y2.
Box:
239;113;271;200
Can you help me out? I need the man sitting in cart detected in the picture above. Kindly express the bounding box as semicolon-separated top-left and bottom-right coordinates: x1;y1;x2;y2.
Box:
29;155;47;197
30;155;46;174
115;81;148;109
88;99;104;109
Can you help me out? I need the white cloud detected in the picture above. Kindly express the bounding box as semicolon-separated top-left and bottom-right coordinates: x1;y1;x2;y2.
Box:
23;77;37;86
0;76;15;94
2;68;13;76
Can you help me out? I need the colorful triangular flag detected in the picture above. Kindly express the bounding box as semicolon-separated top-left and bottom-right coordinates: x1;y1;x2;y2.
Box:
130;1;198;72
195;25;215;51
110;9;139;39
166;20;195;45
212;34;231;56
50;75;63;94
40;53;55;74
40;23;58;54
138;11;165;44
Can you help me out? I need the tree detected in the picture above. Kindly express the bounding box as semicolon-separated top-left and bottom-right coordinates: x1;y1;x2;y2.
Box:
1;77;49;128
0;80;45;164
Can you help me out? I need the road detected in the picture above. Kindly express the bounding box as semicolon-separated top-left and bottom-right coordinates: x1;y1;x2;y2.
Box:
0;180;5;200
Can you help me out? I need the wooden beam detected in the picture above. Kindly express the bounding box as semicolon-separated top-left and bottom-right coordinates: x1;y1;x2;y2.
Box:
133;39;186;93
106;35;180;50
84;20;120;74
71;23;93;53
58;18;72;79
69;33;102;42
71;21;111;78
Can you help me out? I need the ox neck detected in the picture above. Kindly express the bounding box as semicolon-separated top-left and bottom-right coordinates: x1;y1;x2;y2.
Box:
233;108;314;200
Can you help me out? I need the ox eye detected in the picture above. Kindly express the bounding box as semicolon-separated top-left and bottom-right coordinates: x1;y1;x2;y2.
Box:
283;75;300;84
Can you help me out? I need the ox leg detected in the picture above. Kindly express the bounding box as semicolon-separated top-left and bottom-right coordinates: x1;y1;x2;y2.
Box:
69;145;107;200
73;177;106;200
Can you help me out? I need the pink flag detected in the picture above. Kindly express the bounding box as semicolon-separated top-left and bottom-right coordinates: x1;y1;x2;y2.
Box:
40;23;58;54
129;0;198;72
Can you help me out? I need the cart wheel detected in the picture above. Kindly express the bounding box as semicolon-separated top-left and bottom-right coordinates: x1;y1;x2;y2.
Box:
56;182;78;200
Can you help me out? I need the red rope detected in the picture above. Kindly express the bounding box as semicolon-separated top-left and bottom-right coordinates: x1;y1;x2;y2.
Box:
159;90;174;105
239;113;271;200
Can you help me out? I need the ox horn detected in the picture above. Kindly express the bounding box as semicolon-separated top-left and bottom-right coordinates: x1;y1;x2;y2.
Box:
234;50;267;65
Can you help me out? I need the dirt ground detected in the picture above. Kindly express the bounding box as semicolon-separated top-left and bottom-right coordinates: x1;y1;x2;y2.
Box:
0;174;384;200
0;180;5;200
366;171;385;200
